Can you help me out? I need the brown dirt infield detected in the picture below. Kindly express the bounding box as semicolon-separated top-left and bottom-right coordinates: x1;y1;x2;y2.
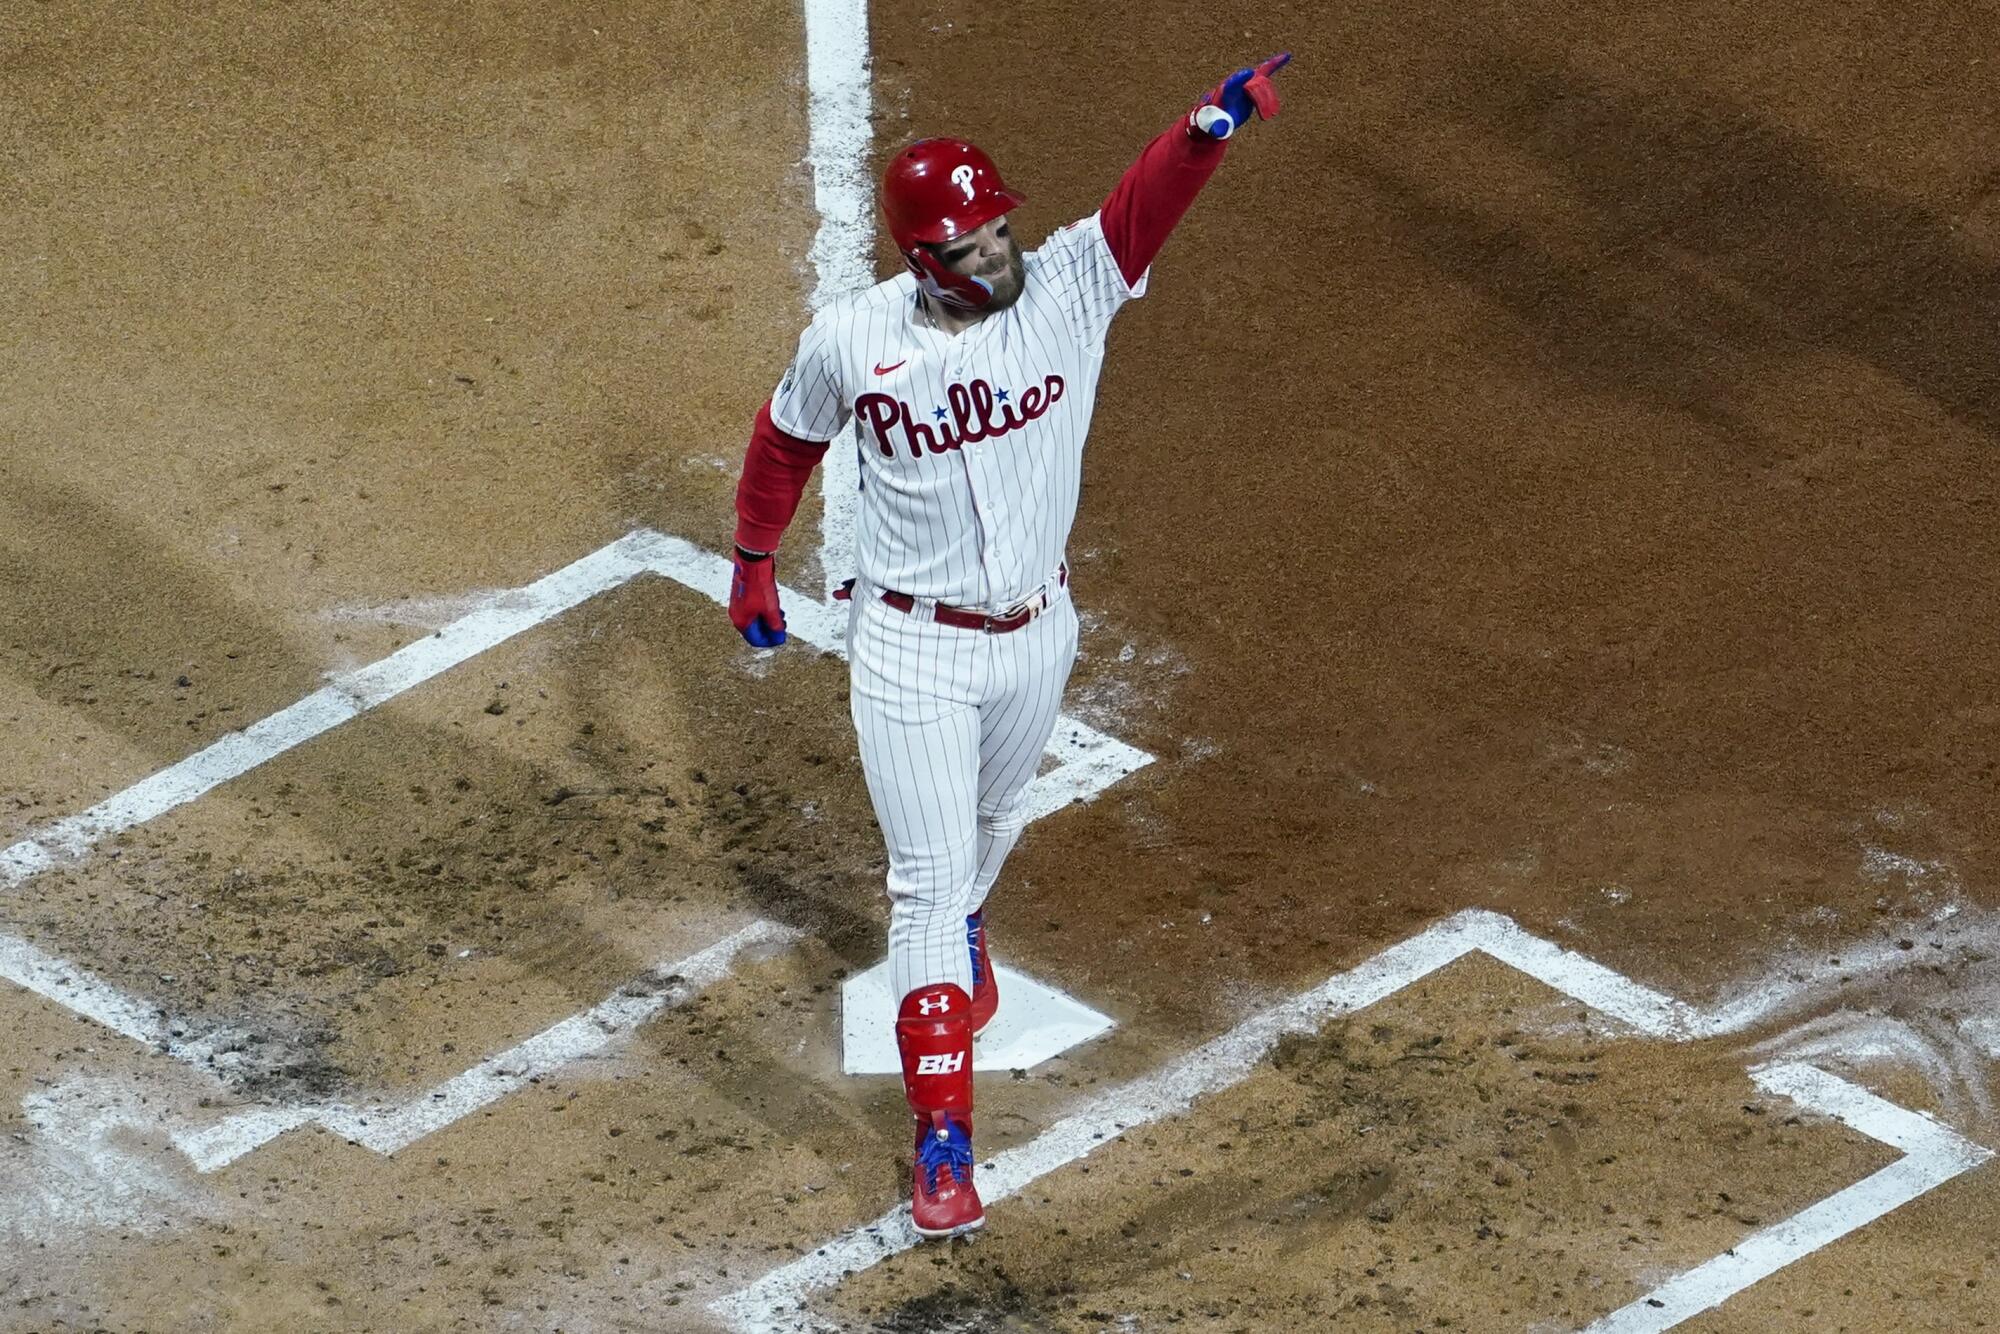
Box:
2;0;1996;1330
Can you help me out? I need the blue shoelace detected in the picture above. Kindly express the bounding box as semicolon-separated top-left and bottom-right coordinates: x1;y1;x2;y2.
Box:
918;1121;975;1191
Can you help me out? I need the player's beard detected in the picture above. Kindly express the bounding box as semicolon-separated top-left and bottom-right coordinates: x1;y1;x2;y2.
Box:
977;240;1027;312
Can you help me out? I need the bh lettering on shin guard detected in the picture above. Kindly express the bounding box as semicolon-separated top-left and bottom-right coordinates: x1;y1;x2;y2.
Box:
896;984;974;1116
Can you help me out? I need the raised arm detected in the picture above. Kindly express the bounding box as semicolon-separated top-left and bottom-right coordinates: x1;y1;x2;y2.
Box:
1099;53;1292;287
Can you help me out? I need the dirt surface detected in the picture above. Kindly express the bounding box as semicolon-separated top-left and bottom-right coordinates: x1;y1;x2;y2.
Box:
4;0;1998;1330
824;964;1901;1331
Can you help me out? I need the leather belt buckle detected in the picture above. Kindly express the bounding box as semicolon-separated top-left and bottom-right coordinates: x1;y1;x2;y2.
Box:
983;588;1045;634
876;585;1046;633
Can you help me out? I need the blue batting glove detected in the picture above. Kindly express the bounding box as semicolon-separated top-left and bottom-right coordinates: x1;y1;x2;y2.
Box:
1191;52;1292;140
729;547;788;649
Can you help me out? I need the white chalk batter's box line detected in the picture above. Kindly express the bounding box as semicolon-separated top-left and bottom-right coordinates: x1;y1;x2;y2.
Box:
0;532;1989;1334
708;909;1994;1334
0;527;1152;1168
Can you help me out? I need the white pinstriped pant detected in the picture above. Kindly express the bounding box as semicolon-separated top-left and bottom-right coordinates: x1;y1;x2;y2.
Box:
847;581;1080;1003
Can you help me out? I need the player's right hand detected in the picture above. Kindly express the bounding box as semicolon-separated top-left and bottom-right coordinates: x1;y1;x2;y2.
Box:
1190;52;1291;140
729;547;787;648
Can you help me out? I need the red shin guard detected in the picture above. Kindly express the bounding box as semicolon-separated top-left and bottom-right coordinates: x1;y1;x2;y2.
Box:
896;984;983;1236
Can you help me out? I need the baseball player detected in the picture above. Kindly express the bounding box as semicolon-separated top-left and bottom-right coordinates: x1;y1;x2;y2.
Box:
728;54;1291;1237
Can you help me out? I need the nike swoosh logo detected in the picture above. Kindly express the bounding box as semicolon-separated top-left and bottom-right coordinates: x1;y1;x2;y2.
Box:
873;359;908;376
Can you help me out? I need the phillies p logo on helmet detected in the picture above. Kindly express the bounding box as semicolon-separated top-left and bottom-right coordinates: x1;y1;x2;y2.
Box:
881;138;1025;250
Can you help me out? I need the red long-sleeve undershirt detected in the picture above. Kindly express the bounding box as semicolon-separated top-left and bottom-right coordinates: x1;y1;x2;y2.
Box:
734;118;1226;553
1098;119;1228;289
734;400;829;553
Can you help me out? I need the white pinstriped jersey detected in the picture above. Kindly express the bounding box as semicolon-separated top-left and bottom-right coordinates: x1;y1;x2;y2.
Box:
769;212;1148;609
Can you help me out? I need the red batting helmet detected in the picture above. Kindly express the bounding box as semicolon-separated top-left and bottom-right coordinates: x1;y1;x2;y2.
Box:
882;138;1025;310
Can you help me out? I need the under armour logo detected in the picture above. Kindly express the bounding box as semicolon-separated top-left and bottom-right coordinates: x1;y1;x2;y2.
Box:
917;992;952;1016
916;1052;964;1075
950;163;975;201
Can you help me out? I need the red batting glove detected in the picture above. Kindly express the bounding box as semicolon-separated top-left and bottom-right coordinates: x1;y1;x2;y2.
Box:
1190;52;1292;140
729;547;787;648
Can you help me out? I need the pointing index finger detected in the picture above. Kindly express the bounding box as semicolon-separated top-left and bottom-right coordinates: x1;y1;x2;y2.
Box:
1255;52;1293;78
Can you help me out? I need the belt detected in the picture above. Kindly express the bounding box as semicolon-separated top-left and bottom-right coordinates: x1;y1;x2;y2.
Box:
836;565;1067;635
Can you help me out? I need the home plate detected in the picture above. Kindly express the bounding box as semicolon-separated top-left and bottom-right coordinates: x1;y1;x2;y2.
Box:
841;960;1116;1075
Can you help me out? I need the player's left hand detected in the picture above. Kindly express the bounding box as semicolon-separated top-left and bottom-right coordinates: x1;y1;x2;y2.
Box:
729;546;787;648
1189;52;1291;140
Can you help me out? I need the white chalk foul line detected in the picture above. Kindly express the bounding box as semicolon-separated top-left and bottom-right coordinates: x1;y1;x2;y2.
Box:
173;920;798;1172
708;910;1994;1333
799;0;873;596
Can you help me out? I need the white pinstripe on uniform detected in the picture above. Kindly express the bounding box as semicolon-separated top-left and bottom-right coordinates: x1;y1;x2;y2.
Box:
774;212;1144;998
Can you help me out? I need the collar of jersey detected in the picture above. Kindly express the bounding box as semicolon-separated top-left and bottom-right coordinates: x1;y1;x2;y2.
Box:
908;292;1005;342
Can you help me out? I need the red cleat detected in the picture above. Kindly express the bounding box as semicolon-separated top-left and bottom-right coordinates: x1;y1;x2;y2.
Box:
897;983;984;1238
967;910;998;1038
910;1110;984;1237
